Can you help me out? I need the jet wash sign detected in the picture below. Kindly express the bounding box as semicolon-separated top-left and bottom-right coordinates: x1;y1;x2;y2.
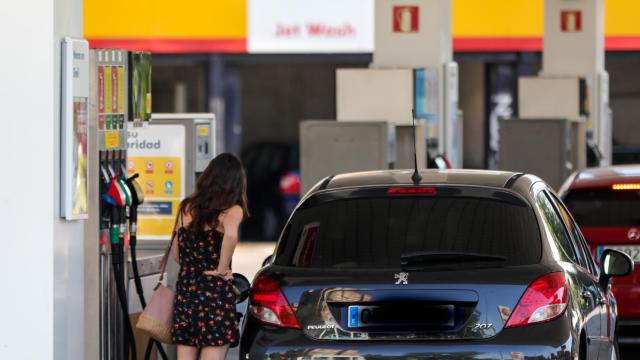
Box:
248;0;374;53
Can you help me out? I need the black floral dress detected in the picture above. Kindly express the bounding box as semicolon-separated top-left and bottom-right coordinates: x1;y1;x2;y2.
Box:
172;227;239;347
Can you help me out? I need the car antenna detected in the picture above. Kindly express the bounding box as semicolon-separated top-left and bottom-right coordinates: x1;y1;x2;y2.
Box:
411;109;422;185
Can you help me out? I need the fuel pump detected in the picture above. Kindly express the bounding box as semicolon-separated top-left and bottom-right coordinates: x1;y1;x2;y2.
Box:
87;48;153;360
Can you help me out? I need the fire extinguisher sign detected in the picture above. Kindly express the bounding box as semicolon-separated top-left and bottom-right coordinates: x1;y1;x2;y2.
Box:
393;6;419;33
561;10;582;33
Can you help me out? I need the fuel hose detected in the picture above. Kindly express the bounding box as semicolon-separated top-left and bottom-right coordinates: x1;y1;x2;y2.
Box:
104;177;137;360
126;174;169;360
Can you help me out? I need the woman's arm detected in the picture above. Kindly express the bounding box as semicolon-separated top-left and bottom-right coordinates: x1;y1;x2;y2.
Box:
216;205;244;279
171;229;180;264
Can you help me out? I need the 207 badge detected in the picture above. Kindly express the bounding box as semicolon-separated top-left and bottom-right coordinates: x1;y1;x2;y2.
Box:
394;272;409;285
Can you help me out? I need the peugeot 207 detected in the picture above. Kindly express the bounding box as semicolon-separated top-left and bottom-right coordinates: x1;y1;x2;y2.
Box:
240;170;633;360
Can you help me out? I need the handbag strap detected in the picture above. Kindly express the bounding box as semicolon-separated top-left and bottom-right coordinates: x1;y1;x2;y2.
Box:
157;210;183;284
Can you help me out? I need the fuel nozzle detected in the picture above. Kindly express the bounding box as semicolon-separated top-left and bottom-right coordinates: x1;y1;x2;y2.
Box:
125;173;144;238
102;174;132;263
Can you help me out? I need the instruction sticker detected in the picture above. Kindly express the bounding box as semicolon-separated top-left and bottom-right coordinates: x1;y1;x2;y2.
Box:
104;131;120;149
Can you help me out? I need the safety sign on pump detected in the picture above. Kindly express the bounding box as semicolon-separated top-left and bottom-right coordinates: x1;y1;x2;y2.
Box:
127;124;185;240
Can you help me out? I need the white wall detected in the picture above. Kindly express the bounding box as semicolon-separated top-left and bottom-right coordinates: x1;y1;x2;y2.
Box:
0;0;85;358
0;0;55;358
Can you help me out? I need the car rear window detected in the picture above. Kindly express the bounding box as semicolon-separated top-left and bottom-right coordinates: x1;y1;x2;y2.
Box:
564;189;640;227
275;194;542;269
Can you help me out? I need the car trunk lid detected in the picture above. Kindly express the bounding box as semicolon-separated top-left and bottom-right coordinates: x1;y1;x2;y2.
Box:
268;264;550;341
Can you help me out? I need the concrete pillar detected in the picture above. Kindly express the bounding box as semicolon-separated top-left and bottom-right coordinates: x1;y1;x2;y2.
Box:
542;0;610;165
0;0;87;358
54;0;88;357
372;0;452;69
543;0;604;76
0;0;55;358
371;0;460;167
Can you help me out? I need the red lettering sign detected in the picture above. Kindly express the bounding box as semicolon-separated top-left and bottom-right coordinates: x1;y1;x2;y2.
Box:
393;6;419;33
561;10;582;33
98;66;104;113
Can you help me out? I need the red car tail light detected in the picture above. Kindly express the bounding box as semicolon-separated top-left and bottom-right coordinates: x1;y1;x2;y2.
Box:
249;275;301;329
387;187;437;195
280;171;301;195
612;183;640;191
505;272;569;328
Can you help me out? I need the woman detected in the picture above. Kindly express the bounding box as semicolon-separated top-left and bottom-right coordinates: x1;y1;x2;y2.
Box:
170;153;248;360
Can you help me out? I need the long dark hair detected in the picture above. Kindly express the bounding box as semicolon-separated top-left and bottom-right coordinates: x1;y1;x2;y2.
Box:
179;153;248;232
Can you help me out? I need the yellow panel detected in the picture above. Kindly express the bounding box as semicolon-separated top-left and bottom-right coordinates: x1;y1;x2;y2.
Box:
453;0;544;37
605;0;639;35
104;131;120;149
84;0;640;49
84;0;246;39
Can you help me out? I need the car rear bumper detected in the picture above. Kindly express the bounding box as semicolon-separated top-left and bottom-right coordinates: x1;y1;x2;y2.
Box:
618;320;640;346
240;316;576;360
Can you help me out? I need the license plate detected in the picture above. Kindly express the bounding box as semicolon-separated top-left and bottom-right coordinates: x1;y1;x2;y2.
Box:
597;245;640;262
347;304;454;328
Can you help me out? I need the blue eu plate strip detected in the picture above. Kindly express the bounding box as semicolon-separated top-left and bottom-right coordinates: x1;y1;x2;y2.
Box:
348;306;359;328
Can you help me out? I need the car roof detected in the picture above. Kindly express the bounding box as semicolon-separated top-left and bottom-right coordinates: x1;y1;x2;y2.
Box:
569;165;640;190
311;169;533;196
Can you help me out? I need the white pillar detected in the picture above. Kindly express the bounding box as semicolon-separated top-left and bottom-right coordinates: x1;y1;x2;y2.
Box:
542;0;610;165
0;0;87;358
54;0;88;356
0;0;55;358
372;0;452;69
543;0;604;75
372;0;461;167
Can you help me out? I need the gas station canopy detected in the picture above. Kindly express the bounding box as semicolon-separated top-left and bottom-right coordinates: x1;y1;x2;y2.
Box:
84;0;640;53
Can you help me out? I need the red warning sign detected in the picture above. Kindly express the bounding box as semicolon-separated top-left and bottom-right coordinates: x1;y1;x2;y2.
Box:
561;10;582;33
393;6;419;33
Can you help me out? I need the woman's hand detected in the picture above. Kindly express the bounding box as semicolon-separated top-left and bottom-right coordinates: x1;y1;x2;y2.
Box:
204;268;233;281
216;267;233;281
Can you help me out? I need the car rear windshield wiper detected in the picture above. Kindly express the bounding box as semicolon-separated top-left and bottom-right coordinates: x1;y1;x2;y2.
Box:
400;251;507;266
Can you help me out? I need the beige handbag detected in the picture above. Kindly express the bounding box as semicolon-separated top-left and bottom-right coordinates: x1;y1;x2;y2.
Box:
135;217;180;344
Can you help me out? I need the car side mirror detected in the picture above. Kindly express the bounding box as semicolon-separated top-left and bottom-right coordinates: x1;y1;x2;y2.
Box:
262;255;273;267
599;249;634;289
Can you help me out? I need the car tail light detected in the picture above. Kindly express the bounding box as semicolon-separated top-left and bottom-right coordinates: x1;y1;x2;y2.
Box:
249;275;301;329
612;183;640;191
387;187;437;195
280;171;301;196
505;272;569;328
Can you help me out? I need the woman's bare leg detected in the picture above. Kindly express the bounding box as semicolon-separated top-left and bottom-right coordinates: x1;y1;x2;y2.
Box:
201;345;229;360
177;345;199;360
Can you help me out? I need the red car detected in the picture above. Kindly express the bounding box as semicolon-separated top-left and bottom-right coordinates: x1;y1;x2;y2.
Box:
560;165;640;345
